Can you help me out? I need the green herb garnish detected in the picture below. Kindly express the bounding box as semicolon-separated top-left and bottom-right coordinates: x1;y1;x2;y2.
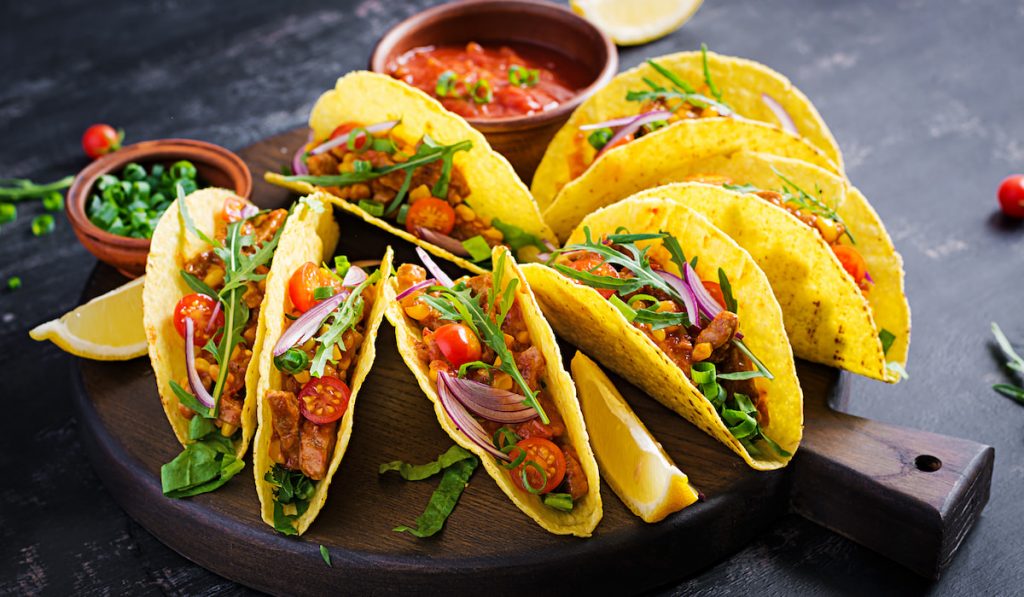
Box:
320;545;332;567
772;167;855;244
87;161;201;239
274;348;310;374
0;203;16;224
587;128;613;151
469;79;493;104
7;276;21;290
265;464;316;535
992;322;1024;404
626;56;732;115
31;214;54;236
393;455;479;538
309;270;380;378
542;492;574;512
436;70;459;97
0;176;73;201
879;328;896;355
334;255;351;278
691;361;788;456
461;235;491;262
380;444;475;481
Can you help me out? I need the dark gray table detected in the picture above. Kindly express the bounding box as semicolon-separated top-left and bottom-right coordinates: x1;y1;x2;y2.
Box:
3;0;1022;594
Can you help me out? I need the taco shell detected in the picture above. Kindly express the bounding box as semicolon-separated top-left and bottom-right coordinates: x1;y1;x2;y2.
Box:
385;246;603;536
522;197;803;470
252;193;393;535
143;188;266;457
532;50;843;209
266;71;555;275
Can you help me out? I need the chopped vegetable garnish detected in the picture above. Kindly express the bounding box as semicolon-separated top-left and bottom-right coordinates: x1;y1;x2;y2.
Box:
461;235;491;262
87;161;204;239
42;192;63;212
265;464;316;535
31;214;54;236
380;444;475;481
879;328;896;355
393;456;479;538
0;203;15;224
320;545;332;567
7;276;21;290
508;64;540;87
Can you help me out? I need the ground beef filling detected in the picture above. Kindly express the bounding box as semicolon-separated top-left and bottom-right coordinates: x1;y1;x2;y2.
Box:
265;284;375;481
177;209;287;434
396;263;589;501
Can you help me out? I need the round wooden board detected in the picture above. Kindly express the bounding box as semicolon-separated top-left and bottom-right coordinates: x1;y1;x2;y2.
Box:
71;129;841;596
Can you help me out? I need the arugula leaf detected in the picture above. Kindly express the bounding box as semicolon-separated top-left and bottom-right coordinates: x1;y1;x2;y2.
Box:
170;380;212;418
286;139;472;190
701;43;724;103
626;59;733;115
394;456;478;538
179;270;219;299
176;186;220;249
309;270;380;378
878;328;896;355
992;322;1024;373
379;445;475;481
718;267;738;313
772;167;855;244
320;545;332;567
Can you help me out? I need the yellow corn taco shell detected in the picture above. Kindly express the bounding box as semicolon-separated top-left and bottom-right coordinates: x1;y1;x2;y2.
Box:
265;71;555;275
385;246;603;536
521;198;803;470
532;50;843;210
542;119;838;242
143;188;265;457
252;194;393;535
631;182;907;381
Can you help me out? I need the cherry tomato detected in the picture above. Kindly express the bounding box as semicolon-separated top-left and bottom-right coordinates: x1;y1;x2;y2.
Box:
288;262;341;313
297;375;351;425
432;323;482;367
82;124;123;159
221;196;249;223
173;293;224;345
702;281;726;308
997;174;1024;218
569;253;618;299
509;437;566;495
405;197;456;234
329;123;368;151
832;245;868;286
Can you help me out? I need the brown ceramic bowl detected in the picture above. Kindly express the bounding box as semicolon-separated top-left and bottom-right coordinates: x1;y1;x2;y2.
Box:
369;0;617;181
66;139;252;278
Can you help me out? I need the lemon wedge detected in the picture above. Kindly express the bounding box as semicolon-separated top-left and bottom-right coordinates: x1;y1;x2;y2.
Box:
29;275;147;360
571;352;699;522
570;0;703;46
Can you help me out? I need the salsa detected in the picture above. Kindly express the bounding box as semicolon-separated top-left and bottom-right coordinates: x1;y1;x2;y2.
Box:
387;41;583;119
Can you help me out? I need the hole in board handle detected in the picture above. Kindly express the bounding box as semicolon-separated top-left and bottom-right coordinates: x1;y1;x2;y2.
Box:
915;454;942;472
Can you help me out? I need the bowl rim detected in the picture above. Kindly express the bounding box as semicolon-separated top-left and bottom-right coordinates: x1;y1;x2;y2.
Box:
368;0;618;131
66;138;252;250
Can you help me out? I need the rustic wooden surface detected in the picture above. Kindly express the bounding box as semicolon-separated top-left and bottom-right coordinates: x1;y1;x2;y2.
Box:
3;0;1023;595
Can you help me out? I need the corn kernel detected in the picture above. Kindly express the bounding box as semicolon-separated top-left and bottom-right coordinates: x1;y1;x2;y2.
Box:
455;204;476;222
816;217;843;244
405;301;431;321
220;423;237;437
203;267;225;288
693;342;712;361
493;372;513;391
194;358;210;373
409;184;431;202
516;331;530;345
651;328;667;342
293;370;311;384
482;227;503;241
332;345;343;361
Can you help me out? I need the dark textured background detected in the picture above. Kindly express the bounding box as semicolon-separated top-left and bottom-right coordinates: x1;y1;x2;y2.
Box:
2;0;1023;594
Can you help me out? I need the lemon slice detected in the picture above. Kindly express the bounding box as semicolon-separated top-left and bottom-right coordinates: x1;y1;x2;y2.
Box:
571;352;699;522
29;275;147;360
570;0;703;46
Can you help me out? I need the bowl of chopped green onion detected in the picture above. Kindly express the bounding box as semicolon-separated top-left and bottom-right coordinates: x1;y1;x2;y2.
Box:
67;139;251;277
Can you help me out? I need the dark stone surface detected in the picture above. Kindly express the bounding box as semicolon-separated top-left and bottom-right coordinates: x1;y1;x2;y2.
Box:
1;0;1022;594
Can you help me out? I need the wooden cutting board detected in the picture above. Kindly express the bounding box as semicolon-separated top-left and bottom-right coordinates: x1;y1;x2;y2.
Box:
70;129;994;596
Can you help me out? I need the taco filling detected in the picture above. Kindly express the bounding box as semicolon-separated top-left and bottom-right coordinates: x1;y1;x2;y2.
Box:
393;253;589;511
262;259;380;531
170;198;286;441
285;122;545;263
547;228;787;456
684;171;872;293
570;45;733;179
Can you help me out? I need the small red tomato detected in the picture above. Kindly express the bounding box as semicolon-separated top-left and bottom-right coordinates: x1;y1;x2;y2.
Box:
508;437;566;495
569;253;618;299
832;245;869;286
173;294;224;345
405;197;456;235
432;323;482;367
997;175;1024;218
297;376;351;425
82;124;123;159
288;262;341;313
701;281;727;308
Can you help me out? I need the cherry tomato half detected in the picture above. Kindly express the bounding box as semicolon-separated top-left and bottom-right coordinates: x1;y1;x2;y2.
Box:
173;293;224;345
570;253;618;299
329;123;368;151
997;174;1024;218
405;197;456;235
832;245;868;286
297;375;351;425
221;196;249;223
288;262;341;313
509;437;566;495
702;281;726;308
432;323;482;368
82;124;123;159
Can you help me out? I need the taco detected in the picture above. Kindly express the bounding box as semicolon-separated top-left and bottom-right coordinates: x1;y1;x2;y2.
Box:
252;194;393;535
521;197;803;470
385;246;602;536
144;188;287;463
532;46;842;210
626;181;908;382
265;71;556;275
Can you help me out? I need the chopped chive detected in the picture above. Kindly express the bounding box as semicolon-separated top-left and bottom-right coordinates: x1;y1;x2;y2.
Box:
31;214;55;236
397;203;410;226
313;286;334;300
542;492;574;512
7;276;21;290
334;255;350;278
461;235;491;262
357;199;384;217
0;203;15;224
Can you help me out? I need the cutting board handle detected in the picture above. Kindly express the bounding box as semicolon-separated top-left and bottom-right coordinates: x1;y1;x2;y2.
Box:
791;378;994;579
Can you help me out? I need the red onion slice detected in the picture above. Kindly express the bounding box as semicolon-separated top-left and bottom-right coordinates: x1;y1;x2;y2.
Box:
596;110;673;159
395;278;436;301
761;93;798;135
579;114;646;131
441;372;538;423
342;265;367;288
415;227;472;258
184;318;216;409
292;148;309;176
654;270;699;326
682;263;724;321
272;290;349;357
240;204;259;220
415;246;454;287
309;120;400;156
205;300;222;334
437;373;510;461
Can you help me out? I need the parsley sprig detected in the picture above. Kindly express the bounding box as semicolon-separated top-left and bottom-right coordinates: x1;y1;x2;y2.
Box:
419;251;550;424
285;135;471;217
992;322;1024;404
626;45;732;116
